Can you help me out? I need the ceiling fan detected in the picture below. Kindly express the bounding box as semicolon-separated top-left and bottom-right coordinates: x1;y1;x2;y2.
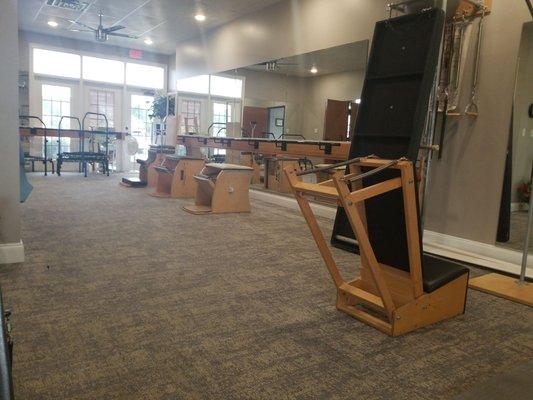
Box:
68;12;138;42
256;58;299;71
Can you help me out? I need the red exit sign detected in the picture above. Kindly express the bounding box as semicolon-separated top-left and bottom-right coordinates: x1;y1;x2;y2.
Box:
129;49;143;59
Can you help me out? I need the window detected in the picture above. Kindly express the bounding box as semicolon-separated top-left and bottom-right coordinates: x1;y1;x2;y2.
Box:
83;56;124;85
42;84;71;128
41;84;71;153
210;75;243;98
179;99;202;133
126;63;164;89
33;48;80;79
130;94;154;159
176;75;243;98
89;89;115;129
176;75;210;95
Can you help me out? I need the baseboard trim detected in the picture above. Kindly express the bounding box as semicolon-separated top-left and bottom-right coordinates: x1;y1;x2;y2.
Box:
511;202;529;212
250;189;532;278
0;241;25;264
422;231;532;278
250;189;337;219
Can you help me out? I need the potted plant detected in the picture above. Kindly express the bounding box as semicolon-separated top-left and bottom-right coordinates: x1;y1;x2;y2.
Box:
149;90;177;146
149;90;175;121
517;180;531;208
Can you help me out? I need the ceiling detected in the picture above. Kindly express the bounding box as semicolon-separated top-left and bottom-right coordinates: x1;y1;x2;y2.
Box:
244;40;369;77
18;0;285;55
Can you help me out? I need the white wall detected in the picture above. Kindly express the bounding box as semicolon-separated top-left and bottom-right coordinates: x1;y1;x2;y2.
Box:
0;0;21;245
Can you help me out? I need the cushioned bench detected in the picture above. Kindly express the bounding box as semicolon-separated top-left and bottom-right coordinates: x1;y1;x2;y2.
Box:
422;255;470;293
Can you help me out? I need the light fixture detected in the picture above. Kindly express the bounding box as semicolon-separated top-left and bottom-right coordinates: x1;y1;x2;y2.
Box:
355;98;361;104
310;66;318;74
144;38;153;45
47;20;58;28
194;14;206;22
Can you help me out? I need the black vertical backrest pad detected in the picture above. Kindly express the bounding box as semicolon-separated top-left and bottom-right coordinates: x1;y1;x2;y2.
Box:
331;9;445;272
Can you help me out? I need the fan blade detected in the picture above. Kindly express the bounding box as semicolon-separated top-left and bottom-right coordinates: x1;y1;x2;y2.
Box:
104;25;125;33
67;19;96;31
70;29;94;33
277;62;299;66
108;32;139;39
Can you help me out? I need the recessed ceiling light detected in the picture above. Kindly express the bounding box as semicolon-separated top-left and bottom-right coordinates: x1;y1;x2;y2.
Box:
47;20;58;28
194;14;206;22
310;67;318;74
144;38;153;45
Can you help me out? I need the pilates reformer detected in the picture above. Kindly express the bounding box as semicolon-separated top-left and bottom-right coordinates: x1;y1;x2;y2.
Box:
18;115;54;176
286;157;469;336
56;112;110;177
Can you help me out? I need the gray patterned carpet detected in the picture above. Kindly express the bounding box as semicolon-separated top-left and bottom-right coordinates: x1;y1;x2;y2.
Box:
0;173;532;400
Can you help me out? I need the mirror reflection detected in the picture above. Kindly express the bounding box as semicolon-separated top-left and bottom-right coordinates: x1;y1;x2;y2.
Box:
497;21;533;256
175;40;368;142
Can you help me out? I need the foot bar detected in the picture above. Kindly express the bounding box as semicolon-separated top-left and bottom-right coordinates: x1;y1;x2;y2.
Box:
295;155;374;177
341;157;406;183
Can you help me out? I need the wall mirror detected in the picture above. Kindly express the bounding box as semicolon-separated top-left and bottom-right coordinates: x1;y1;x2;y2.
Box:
229;40;368;141
496;21;533;261
174;40;369;143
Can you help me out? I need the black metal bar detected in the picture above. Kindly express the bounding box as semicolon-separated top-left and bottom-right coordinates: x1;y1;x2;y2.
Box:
341;158;404;182
296;156;367;177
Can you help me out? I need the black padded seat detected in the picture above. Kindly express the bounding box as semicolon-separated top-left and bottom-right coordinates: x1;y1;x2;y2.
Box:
422;254;469;293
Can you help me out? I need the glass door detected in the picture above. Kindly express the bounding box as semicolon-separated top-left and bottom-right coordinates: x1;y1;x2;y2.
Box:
130;94;154;166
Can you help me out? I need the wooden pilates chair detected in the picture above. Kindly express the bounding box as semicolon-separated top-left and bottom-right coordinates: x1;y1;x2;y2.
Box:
265;156;302;194
150;155;205;198
183;163;254;214
121;145;175;188
225;150;261;184
285;157;469;336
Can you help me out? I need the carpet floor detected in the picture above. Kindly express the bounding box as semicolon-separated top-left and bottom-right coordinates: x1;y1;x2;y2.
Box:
0;173;532;400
